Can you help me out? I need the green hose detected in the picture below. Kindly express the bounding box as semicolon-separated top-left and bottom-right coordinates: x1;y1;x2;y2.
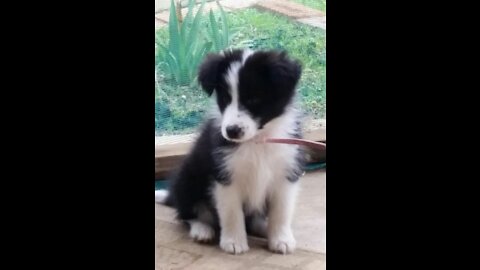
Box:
305;162;326;171
155;180;169;190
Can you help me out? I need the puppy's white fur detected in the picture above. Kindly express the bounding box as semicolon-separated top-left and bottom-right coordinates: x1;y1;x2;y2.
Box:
188;220;215;242
154;190;168;204
214;103;300;254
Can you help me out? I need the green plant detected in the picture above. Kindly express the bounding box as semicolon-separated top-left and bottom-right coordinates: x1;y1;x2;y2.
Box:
156;0;212;85
206;1;239;51
155;0;241;135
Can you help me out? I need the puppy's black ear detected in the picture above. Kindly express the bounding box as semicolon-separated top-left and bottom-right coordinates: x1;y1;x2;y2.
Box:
270;51;302;91
198;53;224;96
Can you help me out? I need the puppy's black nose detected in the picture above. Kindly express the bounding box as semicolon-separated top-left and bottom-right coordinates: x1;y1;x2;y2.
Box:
226;125;243;139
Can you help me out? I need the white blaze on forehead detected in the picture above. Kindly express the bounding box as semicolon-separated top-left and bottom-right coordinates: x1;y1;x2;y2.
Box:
221;52;258;142
223;62;242;139
242;49;254;64
225;62;242;105
224;50;255;106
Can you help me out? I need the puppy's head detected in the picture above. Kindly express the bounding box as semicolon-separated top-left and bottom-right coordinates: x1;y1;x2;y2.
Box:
198;49;302;142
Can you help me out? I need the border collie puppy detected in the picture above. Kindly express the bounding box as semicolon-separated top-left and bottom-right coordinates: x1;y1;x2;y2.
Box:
155;49;304;255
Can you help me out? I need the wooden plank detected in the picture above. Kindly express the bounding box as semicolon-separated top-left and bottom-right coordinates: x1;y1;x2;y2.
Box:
156;155;186;179
304;128;326;142
155;127;325;158
155;127;326;178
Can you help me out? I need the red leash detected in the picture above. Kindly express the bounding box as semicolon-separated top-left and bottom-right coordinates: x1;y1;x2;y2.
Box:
260;138;326;151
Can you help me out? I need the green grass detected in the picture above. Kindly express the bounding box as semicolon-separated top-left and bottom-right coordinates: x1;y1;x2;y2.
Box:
290;0;326;12
155;8;326;135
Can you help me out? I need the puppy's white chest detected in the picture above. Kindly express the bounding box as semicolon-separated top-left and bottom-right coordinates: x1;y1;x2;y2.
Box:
225;143;298;212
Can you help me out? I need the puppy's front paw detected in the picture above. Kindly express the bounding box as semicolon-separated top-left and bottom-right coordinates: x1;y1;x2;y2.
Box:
220;236;249;254
189;221;215;243
268;231;296;254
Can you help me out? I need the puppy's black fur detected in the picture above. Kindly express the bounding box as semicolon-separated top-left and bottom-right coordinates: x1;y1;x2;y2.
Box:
164;49;304;236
